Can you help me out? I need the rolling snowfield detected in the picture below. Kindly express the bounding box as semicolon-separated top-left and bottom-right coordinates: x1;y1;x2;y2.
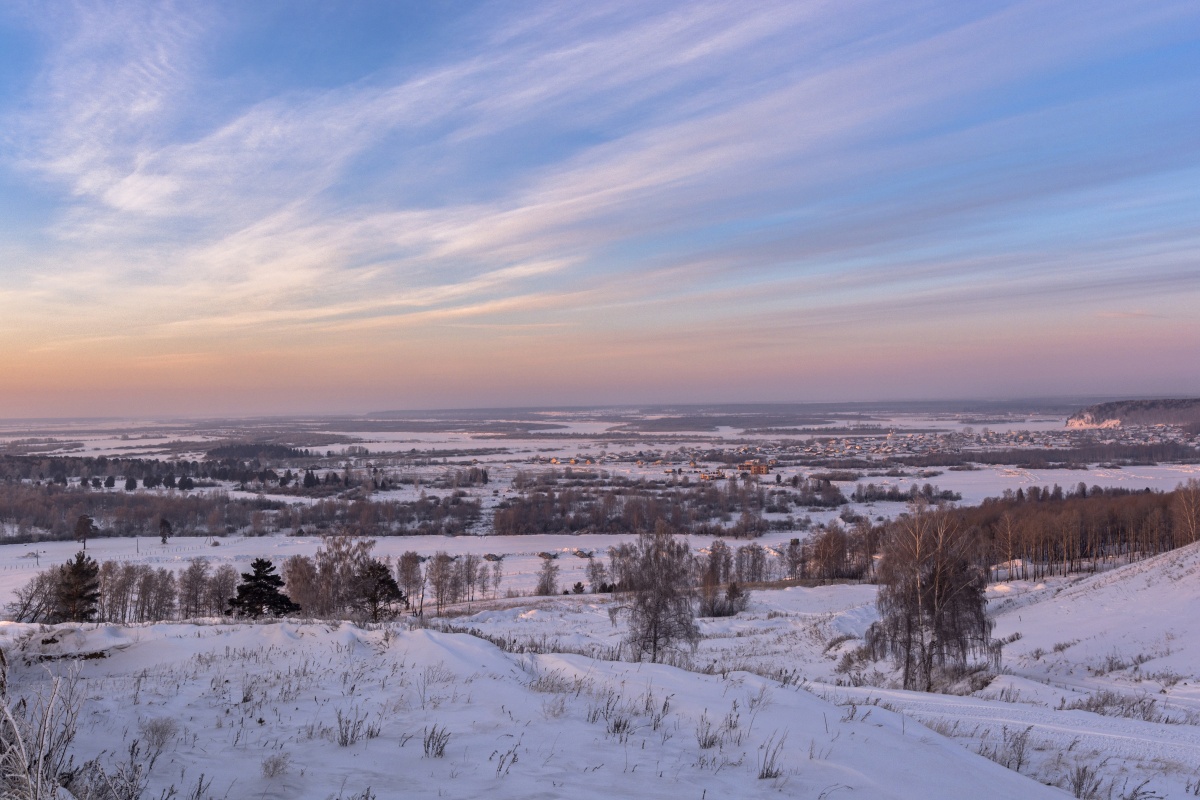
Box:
1;618;1062;800
3;542;1200;797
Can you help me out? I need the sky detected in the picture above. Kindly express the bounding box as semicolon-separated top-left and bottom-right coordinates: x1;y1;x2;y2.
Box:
0;0;1198;418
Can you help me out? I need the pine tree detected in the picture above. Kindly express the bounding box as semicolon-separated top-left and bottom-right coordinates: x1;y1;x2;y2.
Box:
56;551;100;622
228;558;300;618
159;518;173;545
73;514;97;551
351;559;407;622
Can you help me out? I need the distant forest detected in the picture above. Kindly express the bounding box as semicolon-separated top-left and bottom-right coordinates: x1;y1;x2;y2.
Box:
1069;398;1200;427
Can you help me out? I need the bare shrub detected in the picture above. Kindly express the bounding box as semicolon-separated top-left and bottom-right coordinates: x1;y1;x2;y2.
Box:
423;724;450;758
698;577;751;618
261;751;291;778
138;716;178;760
1148;670;1184;690
823;634;856;654
336;707;368;746
71;740;161;800
1060;691;1173;723
526;669;571;694
757;729;788;779
695;711;720;749
977;725;1033;773
332;789;377;800
1098;651;1131;674
541;696;567;719
1116;779;1162;800
0;662;84;797
180;773;215;800
1064;759;1107;799
490;736;521;777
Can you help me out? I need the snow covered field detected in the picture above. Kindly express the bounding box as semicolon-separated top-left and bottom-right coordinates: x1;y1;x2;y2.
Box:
4;410;1199;797
2;619;1063;799
445;544;1200;797
4;541;1200;797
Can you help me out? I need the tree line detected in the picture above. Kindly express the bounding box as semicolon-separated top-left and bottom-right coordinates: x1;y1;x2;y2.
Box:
951;479;1200;580
851;482;961;503
7;536;410;626
0;482;481;541
892;442;1197;469
492;478;841;537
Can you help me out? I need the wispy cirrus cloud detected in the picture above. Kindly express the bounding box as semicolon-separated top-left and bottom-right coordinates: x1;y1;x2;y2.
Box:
1;0;1198;413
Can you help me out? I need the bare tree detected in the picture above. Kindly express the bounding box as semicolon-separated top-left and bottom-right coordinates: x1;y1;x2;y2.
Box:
460;553;482;606
811;524;848;581
426;552;457;613
177;557;210;618
145;568;177;621
490;559;503;600
783;537;804;579
396;552;424;598
1172;478;1200;547
206;564;239;615
704;539;733;585
866;502;994;691
585;556;608;592
995;512;1020;581
312;534;376;616
735;542;767;583
6;570;58;622
281;554;320;613
396;551;425;613
534;557;559;596
616;525;699;663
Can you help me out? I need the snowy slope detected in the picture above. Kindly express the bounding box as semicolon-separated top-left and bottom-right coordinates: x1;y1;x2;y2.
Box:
989;541;1200;714
0;621;1066;800
815;543;1200;797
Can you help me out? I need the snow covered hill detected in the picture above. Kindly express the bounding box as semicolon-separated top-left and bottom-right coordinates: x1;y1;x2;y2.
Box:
822;542;1200;797
0;620;1066;800
4;538;1200;796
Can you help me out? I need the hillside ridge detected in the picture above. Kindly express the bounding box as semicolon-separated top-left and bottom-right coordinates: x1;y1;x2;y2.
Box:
1067;398;1200;428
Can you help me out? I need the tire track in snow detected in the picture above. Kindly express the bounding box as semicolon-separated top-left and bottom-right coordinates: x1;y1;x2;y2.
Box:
818;684;1200;769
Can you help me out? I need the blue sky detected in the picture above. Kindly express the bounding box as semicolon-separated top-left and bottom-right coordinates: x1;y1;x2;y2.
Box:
0;1;1198;416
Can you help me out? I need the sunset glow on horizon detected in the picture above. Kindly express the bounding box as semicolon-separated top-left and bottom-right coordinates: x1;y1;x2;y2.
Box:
1;2;1198;417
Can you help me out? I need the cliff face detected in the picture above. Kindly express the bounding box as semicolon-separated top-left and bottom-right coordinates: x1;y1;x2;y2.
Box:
1066;413;1121;429
1067;399;1200;428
